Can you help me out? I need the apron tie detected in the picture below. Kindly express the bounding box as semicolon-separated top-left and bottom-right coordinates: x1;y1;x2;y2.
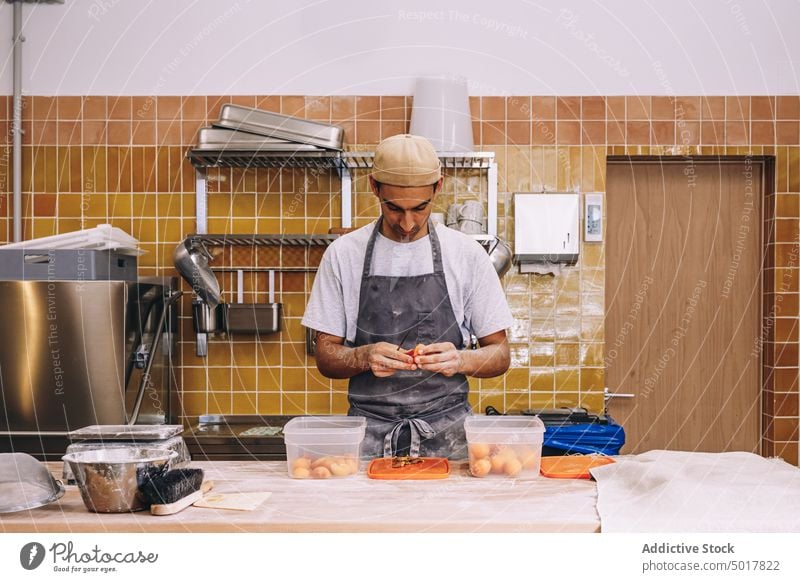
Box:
384;417;436;458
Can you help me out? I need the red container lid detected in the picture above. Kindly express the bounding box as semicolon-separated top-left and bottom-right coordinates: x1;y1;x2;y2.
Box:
367;457;450;480
540;455;615;479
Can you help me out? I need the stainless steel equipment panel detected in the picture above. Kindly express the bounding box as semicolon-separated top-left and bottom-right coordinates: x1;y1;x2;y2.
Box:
0;280;175;433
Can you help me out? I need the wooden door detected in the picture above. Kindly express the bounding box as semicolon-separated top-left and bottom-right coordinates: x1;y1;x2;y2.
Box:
606;158;762;453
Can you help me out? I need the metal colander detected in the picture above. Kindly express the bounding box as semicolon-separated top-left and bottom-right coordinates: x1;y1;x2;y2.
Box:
0;453;65;513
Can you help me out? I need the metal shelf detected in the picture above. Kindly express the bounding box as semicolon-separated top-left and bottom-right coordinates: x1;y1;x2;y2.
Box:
192;232;493;250
189;234;338;247
339;151;495;170
188;149;341;170
188;147;498;238
187;149;495;171
210;266;318;273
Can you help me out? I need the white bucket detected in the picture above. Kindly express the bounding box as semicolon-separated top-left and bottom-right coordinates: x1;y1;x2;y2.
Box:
410;76;474;152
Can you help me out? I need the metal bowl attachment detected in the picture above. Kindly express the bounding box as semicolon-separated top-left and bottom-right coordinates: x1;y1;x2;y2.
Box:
173;238;221;307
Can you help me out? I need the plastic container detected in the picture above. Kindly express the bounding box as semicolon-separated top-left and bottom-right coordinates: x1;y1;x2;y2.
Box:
0;249;138;281
283;416;366;479
464;415;545;479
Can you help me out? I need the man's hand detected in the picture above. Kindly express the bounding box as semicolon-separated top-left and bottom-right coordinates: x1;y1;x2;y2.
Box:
313;330;509;380
366;342;417;377
414;342;462;377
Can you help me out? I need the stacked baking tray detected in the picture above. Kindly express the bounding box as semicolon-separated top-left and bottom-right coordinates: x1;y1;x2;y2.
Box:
0;224;142;255
188;105;345;168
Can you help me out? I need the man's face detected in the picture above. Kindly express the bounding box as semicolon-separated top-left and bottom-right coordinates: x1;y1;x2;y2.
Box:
370;177;441;242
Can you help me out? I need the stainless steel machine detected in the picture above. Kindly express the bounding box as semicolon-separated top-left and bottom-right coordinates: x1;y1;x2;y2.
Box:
0;249;179;460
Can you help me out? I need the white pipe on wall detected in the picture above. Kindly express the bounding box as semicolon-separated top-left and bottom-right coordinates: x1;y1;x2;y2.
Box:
8;0;64;241
11;1;22;241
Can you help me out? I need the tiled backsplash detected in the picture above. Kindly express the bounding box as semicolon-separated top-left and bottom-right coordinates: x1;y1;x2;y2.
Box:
0;95;797;464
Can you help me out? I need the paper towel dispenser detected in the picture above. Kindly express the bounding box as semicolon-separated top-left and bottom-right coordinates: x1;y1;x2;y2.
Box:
513;193;580;270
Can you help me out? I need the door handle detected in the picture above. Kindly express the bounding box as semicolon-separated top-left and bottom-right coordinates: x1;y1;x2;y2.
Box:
604;387;635;413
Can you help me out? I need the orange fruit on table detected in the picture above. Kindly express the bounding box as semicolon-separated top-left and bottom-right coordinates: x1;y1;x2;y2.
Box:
471;458;492;477
469;443;491;460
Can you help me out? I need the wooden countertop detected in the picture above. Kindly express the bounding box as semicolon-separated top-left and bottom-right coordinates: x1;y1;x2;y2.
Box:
0;461;600;533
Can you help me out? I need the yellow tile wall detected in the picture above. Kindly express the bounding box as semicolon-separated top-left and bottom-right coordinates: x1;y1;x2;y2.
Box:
0;94;798;464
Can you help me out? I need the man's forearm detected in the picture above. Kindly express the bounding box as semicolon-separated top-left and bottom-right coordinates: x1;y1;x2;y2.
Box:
315;340;371;379
458;342;510;378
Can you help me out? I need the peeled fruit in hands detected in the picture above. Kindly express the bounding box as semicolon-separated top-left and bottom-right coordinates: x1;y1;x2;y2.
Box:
406;344;424;357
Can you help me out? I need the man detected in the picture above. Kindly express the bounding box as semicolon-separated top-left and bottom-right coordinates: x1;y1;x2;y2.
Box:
302;134;512;459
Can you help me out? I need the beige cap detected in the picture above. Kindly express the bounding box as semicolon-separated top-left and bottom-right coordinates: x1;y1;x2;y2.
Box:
371;134;441;187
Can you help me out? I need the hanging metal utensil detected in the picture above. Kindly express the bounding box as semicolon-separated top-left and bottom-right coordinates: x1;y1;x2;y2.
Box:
173;238;221;307
487;236;513;277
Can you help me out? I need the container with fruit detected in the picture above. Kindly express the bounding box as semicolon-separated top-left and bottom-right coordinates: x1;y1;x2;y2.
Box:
464;415;545;479
283;416;367;479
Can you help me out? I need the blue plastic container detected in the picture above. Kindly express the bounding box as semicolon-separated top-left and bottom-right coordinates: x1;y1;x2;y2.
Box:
542;418;625;456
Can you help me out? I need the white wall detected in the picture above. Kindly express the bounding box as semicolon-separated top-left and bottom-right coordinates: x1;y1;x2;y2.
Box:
0;0;797;96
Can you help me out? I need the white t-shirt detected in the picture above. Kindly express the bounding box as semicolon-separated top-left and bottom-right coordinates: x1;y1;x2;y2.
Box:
302;221;513;346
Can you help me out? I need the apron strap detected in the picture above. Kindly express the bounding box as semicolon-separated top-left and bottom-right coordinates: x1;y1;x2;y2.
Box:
383;417;436;458
427;219;445;275
360;217;383;279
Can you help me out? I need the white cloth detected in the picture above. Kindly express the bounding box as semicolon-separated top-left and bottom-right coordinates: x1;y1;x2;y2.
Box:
591;450;800;532
302;221;513;346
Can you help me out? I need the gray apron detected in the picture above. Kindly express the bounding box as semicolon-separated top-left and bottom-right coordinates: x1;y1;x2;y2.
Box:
348;217;471;459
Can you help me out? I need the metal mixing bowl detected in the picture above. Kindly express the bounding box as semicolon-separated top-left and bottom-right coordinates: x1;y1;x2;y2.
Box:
0;453;65;513
62;447;176;513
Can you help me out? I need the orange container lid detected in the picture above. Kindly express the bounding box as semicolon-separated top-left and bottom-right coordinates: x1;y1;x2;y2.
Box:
539;455;615;479
367;457;450;480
